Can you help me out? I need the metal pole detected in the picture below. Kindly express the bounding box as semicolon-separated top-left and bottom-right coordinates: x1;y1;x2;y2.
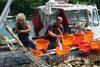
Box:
0;0;13;31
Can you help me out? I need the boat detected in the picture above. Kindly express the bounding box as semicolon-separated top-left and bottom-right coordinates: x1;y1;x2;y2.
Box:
7;15;15;19
35;0;100;40
0;0;100;67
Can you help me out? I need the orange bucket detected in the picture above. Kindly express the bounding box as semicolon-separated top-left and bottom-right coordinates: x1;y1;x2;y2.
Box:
84;31;94;43
73;33;85;45
56;46;70;55
32;49;42;58
34;38;49;51
91;40;100;53
78;42;91;52
62;34;74;47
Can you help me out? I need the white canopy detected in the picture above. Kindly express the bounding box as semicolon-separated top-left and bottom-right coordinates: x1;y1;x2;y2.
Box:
37;0;97;15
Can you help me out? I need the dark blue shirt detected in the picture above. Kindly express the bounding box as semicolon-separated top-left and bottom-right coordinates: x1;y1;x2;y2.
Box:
45;23;63;41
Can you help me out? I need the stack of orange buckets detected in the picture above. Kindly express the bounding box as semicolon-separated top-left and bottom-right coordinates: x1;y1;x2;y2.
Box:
73;31;93;52
73;31;100;53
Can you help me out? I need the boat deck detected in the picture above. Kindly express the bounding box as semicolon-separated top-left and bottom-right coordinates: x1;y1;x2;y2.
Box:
0;44;99;67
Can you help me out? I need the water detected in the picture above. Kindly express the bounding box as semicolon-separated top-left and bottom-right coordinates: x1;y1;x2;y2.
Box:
0;19;34;39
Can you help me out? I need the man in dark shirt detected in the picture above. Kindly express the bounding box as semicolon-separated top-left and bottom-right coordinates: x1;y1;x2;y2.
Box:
45;16;64;49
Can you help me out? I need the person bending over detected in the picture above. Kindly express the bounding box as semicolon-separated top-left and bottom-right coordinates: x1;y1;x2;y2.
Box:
13;13;35;49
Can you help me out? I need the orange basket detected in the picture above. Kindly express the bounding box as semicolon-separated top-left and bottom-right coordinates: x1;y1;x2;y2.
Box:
32;49;42;58
78;42;91;52
73;33;85;45
34;38;49;51
56;46;70;55
91;40;100;53
62;34;74;47
84;31;94;43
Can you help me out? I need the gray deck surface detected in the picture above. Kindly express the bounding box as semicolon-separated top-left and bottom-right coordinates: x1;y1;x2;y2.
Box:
0;45;33;67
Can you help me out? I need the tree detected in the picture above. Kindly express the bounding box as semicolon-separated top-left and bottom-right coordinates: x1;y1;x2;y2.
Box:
10;0;48;17
0;0;7;15
0;0;99;17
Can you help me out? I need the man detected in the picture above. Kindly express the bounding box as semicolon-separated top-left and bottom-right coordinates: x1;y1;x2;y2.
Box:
45;16;64;49
13;13;35;49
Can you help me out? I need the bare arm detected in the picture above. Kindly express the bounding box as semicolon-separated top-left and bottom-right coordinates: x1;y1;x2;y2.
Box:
20;20;31;33
48;30;58;38
13;22;18;33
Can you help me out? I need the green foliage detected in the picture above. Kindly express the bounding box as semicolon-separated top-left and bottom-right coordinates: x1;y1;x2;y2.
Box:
10;0;48;17
11;0;37;17
0;0;7;15
68;0;98;4
0;40;2;46
0;0;100;17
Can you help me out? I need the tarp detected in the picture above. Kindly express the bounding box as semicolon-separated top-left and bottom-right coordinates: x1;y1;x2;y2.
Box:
58;9;71;26
32;10;44;36
58;10;71;26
